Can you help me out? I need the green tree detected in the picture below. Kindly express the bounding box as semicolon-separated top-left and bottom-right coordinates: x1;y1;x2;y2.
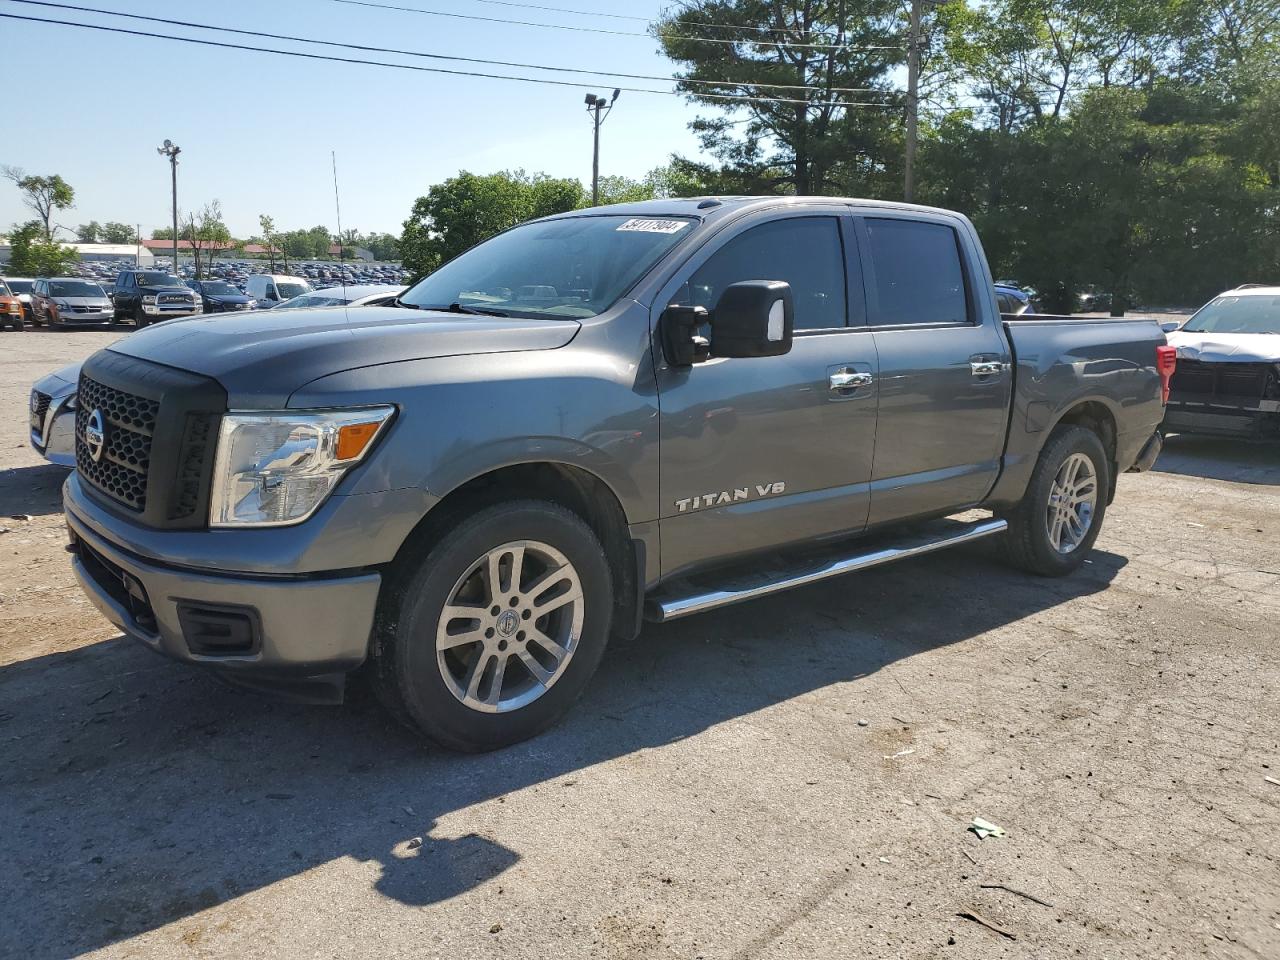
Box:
75;221;101;243
400;170;582;278
6;221;79;276
259;214;279;272
182;200;231;279
100;222;138;244
2;168;75;241
151;226;175;240
655;0;903;196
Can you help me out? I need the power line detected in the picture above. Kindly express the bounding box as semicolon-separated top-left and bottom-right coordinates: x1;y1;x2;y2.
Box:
328;0;902;51
8;0;895;97
460;0;858;42
0;12;901;109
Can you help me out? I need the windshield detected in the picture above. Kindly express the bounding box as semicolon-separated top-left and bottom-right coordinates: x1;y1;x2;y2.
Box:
5;279;32;295
399;214;695;319
277;281;312;300
136;272;183;287
276;293;347;310
198;281;240;296
49;280;105;298
1183;295;1280;335
0;281;9;296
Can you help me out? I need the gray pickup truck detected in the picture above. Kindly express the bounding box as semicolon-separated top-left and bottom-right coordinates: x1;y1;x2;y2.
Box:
64;197;1173;751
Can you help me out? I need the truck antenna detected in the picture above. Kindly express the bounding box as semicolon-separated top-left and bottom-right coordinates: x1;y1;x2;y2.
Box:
331;150;348;316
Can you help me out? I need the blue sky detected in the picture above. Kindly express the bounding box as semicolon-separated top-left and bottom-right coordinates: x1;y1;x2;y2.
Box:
1;0;709;239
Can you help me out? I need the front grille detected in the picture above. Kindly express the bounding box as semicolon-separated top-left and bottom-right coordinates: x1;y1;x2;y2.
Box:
29;391;51;432
74;351;227;529
72;532;157;634
159;294;192;304
1170;359;1274;405
75;376;159;511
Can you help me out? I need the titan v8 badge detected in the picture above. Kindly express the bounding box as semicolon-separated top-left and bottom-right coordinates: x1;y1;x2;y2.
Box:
675;481;786;514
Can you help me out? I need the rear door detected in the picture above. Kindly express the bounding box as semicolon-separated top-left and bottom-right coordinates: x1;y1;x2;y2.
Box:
654;208;879;577
858;213;1011;525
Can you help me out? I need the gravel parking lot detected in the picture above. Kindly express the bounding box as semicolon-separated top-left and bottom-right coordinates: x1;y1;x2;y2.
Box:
1;329;1277;960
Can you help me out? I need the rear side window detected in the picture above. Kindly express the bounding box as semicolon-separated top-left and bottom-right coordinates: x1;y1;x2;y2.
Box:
865;219;969;325
683;217;848;331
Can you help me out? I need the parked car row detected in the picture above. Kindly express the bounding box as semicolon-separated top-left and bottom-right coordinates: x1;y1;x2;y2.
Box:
26;282;409;466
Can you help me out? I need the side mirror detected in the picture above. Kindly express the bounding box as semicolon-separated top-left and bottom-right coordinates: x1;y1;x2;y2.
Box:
710;280;794;359
1160;319;1183;333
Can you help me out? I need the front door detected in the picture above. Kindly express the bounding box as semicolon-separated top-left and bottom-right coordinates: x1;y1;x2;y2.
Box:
856;214;1011;525
654;211;879;578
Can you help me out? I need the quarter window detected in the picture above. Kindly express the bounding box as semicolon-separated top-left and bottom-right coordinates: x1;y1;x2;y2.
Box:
679;217;849;331
865;219;969;325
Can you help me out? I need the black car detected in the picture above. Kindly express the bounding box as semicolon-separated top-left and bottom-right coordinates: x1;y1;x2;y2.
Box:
188;280;255;314
112;270;201;327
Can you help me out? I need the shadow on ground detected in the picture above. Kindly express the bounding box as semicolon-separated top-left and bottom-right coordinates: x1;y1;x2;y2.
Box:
0;463;73;519
1154;433;1280;485
1;546;1124;957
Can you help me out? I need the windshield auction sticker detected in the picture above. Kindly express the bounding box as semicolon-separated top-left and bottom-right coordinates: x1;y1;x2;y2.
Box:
615;218;690;234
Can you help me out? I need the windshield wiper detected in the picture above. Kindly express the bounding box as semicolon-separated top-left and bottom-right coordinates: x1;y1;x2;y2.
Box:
446;302;509;317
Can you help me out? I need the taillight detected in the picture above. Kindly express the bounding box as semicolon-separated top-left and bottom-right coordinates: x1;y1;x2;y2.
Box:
1156;345;1177;404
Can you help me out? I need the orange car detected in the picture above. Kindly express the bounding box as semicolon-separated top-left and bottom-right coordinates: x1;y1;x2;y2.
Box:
0;278;24;331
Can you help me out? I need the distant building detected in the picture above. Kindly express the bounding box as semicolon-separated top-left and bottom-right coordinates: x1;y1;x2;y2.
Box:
0;239;155;267
66;243;156;266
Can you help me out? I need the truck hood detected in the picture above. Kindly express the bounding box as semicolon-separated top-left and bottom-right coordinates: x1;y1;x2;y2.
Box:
106;305;581;404
1166;330;1280;363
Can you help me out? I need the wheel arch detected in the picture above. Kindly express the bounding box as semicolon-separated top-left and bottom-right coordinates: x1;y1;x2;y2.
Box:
1048;398;1119;502
387;460;644;643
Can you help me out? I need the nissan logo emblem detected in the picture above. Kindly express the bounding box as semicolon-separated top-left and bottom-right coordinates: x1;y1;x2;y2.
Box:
85;409;106;463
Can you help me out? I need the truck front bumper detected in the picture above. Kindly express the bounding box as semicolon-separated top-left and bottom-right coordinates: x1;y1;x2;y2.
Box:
65;498;381;694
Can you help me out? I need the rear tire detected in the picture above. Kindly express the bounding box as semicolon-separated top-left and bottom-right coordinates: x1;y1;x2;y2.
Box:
1002;425;1110;577
370;500;613;752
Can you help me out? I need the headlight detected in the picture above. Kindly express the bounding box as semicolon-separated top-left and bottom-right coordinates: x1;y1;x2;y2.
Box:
142;294;157;303
209;407;395;527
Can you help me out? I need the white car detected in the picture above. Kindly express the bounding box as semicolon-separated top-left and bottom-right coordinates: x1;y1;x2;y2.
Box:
244;274;313;308
29;362;80;467
1163;284;1280;438
271;284;406;310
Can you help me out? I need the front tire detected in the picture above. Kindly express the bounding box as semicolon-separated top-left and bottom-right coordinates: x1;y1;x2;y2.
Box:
371;501;614;752
1002;425;1110;576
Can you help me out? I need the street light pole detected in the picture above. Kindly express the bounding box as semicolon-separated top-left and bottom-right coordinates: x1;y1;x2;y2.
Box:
904;0;921;203
157;139;181;272
584;89;620;206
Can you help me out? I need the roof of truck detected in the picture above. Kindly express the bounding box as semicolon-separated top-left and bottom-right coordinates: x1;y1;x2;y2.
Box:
550;196;970;223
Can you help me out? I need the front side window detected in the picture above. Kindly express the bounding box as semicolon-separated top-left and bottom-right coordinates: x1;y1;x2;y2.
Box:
865;219;969;325
400;214;695;319
675;217;848;331
1182;296;1280;334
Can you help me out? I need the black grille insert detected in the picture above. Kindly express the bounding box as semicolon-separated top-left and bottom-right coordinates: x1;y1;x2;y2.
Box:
74;350;228;529
75;376;159;511
29;391;51;433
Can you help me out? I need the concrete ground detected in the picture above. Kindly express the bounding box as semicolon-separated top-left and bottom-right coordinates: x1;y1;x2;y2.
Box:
1;328;1277;960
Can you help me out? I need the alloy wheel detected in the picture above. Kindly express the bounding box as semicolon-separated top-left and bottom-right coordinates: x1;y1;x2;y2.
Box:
1045;452;1098;554
435;540;584;713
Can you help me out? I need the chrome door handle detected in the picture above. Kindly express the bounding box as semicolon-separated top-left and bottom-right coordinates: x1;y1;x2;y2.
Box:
970;360;1006;377
829;370;874;390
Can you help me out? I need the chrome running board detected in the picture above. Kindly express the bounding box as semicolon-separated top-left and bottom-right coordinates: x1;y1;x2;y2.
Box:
646;517;1008;623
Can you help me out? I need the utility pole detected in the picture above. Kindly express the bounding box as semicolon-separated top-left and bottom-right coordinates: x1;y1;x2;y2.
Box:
584;89;620;206
157;139;181;272
904;0;921;203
